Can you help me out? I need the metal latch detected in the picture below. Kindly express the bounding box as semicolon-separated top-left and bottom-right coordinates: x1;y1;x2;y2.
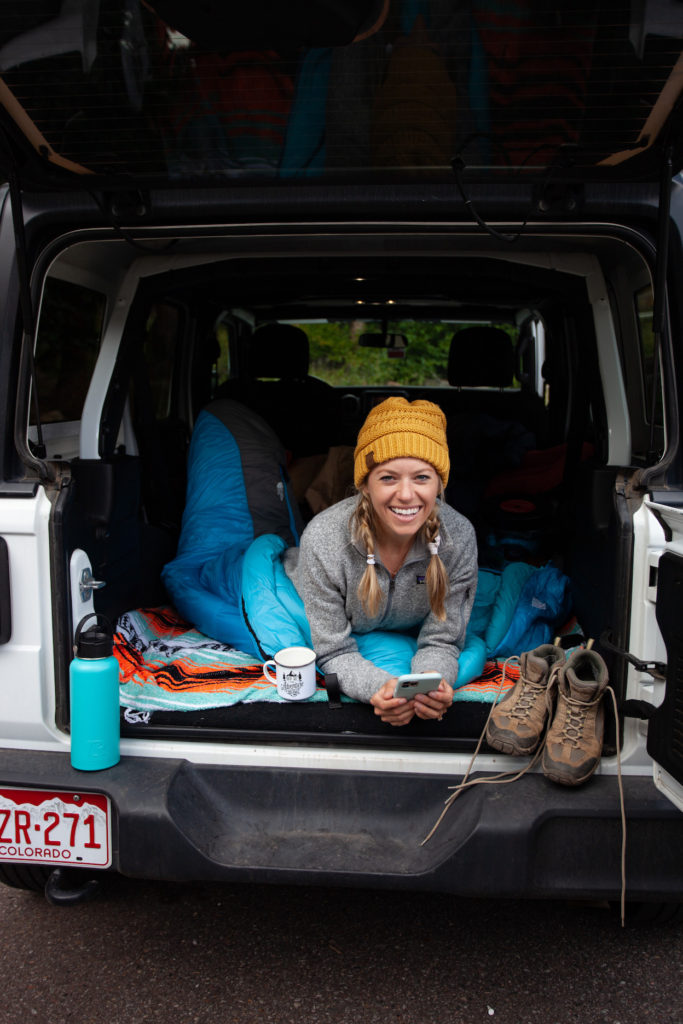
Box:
600;630;667;680
79;568;106;602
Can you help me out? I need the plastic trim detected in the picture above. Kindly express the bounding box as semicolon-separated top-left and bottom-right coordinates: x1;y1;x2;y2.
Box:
0;750;681;900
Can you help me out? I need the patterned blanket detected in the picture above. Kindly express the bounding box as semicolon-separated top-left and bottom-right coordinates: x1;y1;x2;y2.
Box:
116;606;521;713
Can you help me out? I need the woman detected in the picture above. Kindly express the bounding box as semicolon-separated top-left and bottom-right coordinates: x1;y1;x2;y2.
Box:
286;396;478;725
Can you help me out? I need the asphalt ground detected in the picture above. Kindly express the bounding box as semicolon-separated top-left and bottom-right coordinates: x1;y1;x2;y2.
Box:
0;876;681;1024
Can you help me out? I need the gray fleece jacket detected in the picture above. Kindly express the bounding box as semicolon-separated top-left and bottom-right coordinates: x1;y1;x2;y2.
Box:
284;495;478;702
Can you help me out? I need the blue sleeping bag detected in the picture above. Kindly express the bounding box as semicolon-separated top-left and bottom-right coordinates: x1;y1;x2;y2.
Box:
162;400;303;653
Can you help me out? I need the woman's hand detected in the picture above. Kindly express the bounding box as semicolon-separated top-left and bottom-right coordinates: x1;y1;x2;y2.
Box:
413;679;453;721
370;678;416;727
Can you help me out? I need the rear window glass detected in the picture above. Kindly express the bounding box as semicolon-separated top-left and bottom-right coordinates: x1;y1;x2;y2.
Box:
32;278;105;424
291;319;519;388
635;285;663;429
144;302;183;419
1;2;681;183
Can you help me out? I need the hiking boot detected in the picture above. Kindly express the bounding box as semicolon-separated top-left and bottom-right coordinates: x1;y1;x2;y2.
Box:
486;644;565;756
542;648;609;786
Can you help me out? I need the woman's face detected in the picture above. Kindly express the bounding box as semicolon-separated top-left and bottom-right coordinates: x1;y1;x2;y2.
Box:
363;457;441;545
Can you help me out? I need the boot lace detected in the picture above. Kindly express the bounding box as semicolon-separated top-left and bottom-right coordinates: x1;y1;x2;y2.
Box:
507;677;547;720
507;660;563;721
557;690;602;747
422;649;627;928
421;655;541;844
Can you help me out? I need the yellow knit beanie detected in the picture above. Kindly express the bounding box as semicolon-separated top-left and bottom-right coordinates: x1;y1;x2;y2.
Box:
354;396;449;487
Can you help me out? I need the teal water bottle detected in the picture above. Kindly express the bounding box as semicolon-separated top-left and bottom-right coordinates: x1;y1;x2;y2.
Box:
70;615;120;771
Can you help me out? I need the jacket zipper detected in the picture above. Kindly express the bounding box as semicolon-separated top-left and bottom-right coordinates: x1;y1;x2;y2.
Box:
376;548;427;626
379;574;396;624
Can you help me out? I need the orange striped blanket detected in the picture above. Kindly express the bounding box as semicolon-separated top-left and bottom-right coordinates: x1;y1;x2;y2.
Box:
116;606;519;712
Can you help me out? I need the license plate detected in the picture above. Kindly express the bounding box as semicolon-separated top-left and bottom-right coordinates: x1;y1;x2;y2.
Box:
0;788;111;868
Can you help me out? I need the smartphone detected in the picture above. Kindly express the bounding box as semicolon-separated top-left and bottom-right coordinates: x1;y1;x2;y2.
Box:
393;672;442;699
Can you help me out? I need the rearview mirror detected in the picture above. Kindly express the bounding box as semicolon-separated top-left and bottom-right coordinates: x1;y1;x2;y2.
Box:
358;333;408;350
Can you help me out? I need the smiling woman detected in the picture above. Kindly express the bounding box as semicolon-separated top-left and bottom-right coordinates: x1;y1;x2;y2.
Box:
363;459;442;573
284;396;478;725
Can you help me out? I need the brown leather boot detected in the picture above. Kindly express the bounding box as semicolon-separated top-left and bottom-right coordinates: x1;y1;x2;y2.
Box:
542;649;609;786
486;644;565;756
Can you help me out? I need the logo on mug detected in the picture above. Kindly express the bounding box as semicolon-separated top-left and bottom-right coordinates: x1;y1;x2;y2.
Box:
281;669;303;697
262;646;317;701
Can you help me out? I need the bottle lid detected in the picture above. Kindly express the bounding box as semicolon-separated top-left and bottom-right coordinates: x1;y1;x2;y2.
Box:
76;624;113;659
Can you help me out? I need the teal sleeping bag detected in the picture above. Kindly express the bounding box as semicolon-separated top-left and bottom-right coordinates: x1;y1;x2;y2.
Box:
240;535;572;687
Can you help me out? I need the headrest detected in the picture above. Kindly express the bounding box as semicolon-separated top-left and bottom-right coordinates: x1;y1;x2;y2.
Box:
447;326;516;388
248;324;310;380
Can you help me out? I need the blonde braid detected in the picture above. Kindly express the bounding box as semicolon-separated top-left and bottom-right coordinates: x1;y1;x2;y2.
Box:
423;508;449;620
351;492;384;618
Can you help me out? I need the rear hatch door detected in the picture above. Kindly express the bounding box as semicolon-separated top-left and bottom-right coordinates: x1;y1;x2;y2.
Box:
0;2;682;190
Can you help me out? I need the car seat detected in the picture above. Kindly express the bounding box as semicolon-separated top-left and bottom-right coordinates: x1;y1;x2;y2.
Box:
218;323;338;458
448;325;516;389
446;324;547;440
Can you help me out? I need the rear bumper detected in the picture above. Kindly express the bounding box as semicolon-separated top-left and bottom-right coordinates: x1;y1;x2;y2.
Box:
1;748;681;900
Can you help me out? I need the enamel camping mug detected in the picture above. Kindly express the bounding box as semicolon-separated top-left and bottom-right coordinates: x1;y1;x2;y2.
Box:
263;646;317;700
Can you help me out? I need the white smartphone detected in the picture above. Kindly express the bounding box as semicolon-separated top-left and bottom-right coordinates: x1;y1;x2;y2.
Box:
393;672;442;699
